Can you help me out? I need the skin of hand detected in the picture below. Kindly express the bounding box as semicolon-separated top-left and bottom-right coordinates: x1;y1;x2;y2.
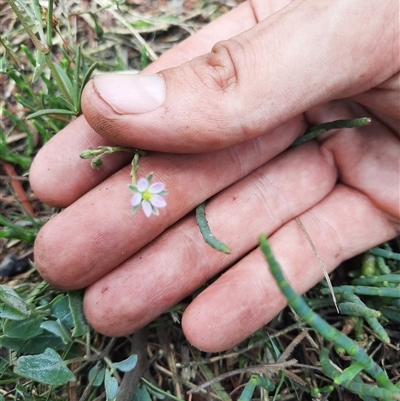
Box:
30;0;399;352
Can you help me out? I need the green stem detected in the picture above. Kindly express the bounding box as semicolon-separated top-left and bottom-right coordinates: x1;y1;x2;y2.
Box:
258;235;397;392
321;285;400;298
195;202;231;254
369;247;400;261
292;117;371;146
352;274;400;286
319;348;398;400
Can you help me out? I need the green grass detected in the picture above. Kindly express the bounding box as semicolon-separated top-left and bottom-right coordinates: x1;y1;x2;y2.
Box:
1;1;399;400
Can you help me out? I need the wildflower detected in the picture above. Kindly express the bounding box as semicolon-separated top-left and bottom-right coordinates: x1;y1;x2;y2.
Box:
129;173;167;217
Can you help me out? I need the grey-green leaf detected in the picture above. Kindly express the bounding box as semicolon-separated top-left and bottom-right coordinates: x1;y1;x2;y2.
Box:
112;354;138;372
14;348;75;385
88;365;105;387
40;319;71;344
105;368;119;400
133;385;152;401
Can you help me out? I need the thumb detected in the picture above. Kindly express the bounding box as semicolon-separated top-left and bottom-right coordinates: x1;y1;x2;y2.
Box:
81;0;398;153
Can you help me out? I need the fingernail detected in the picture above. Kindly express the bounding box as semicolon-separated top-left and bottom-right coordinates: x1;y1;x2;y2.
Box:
93;73;165;114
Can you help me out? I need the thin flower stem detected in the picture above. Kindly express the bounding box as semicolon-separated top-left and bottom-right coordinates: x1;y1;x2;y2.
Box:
130;153;140;185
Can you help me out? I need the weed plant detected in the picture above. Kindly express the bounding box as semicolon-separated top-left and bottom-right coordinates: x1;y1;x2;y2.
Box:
1;1;399;400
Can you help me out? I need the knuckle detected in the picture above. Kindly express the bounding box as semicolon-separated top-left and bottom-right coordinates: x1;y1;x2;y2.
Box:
193;39;243;92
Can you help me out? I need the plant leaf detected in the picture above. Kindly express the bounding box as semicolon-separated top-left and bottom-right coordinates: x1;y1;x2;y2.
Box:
133;385;152;401
26;109;77;119
14;348;75;385
112;354;138;372
68;290;89;336
32;50;46;83
4;315;43;339
0;285;30;320
88;364;105;387
41;319;71;344
105;368;119;400
51;295;74;329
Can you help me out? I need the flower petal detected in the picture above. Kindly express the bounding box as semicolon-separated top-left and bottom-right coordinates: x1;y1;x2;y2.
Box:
137;177;150;192
130;193;142;207
150;194;167;208
149;182;165;194
141;200;152;217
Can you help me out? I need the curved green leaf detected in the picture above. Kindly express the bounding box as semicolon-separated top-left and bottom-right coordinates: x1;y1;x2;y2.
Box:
27;109;77;120
112;354;138;372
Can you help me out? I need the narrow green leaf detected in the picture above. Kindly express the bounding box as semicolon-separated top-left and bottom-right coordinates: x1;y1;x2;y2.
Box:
4;315;43;339
14;348;75;386
73;46;82;108
112;354;138;372
238;376;258;401
77;61;98;114
68;290;89;336
197;363;231;401
54;63;75;100
2;109;34;156
26;109;77;119
32;50;46;83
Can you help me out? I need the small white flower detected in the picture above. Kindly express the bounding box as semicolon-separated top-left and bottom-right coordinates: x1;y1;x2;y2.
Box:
129;173;167;217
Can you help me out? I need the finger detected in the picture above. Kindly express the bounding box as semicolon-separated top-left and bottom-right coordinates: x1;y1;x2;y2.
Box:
82;141;338;336
81;1;398;152
307;100;400;220
351;71;400;119
182;103;400;351
34;117;303;289
182;184;399;352
29;0;291;207
30;117;133;207
144;0;293;74
82;107;400;348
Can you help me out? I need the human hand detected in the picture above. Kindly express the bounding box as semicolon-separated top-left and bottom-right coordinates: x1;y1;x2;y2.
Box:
30;0;399;351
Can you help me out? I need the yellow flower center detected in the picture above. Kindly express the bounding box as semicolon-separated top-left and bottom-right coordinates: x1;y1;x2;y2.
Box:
142;190;152;201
